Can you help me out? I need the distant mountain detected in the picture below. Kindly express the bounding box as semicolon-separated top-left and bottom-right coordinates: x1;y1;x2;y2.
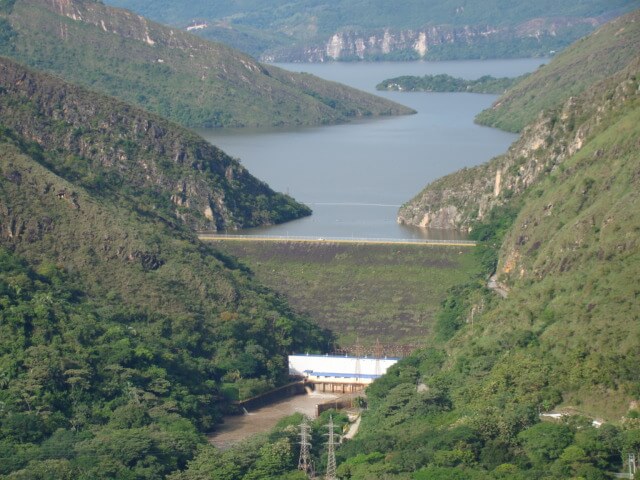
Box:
476;8;640;132
105;0;637;62
0;0;413;129
0;56;311;232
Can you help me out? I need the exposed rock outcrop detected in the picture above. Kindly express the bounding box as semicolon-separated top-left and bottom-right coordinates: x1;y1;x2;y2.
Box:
0;56;310;231
398;56;640;232
261;17;602;62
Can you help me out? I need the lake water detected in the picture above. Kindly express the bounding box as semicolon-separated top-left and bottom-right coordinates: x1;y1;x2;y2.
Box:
198;58;545;240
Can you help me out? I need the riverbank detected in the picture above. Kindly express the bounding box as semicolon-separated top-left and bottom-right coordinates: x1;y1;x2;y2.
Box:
209;390;340;449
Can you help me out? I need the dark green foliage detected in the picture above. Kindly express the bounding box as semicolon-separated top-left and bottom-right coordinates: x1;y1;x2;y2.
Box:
0;99;330;477
0;0;16;13
518;423;574;465
377;74;527;94
434;284;475;341
0;19;14;47
469;200;523;274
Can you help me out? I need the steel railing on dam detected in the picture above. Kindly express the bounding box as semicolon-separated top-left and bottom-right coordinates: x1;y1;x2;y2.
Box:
198;233;476;247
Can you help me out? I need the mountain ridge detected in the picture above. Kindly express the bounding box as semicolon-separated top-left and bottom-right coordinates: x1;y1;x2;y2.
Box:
398;9;640;232
105;0;637;62
476;8;640;132
0;0;413;128
0;56;311;232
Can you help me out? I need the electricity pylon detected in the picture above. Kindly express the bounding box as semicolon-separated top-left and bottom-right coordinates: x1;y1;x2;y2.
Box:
325;415;339;480
298;417;314;478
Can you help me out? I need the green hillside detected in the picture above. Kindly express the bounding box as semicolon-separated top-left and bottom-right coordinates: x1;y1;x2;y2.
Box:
0;0;412;129
174;30;640;480
0;56;310;232
0;96;331;478
329;61;640;479
105;0;636;61
476;8;640;132
399;9;640;234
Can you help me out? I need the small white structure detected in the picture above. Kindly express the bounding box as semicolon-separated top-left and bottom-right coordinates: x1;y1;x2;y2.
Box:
186;22;208;32
289;354;398;385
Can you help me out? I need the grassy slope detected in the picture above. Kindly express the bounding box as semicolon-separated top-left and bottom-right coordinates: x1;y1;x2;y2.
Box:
330;45;640;480
0;0;412;129
476;8;640;132
490;79;640;414
212;241;481;349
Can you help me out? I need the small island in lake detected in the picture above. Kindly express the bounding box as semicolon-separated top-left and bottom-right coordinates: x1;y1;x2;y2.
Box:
376;73;528;94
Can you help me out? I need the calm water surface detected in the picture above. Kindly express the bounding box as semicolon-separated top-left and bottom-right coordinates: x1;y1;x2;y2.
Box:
199;58;545;239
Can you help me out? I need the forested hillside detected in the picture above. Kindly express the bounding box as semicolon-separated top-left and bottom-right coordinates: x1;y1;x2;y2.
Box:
0;118;330;478
172;15;640;480
105;0;635;61
0;59;331;478
330;58;640;479
0;0;412;128
476;8;640;132
0;57;310;232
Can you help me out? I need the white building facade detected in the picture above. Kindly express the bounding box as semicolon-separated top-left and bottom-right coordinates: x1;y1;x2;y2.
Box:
289;354;399;385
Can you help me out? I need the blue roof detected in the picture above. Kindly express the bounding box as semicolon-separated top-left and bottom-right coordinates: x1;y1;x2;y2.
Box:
290;353;400;361
303;371;382;379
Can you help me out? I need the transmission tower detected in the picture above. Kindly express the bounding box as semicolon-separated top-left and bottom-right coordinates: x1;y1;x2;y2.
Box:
298;417;314;478
325;415;339;480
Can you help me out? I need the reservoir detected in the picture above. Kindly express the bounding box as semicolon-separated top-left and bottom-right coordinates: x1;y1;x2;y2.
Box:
199;58;544;239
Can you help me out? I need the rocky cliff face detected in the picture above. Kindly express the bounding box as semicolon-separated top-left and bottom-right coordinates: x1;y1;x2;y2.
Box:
261;17;601;62
496;61;640;282
397;56;640;232
0;57;310;231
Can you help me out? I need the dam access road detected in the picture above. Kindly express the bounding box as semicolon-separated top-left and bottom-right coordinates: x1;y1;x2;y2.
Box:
198;234;477;247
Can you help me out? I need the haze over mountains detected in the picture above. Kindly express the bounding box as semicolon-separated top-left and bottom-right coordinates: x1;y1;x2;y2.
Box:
106;0;637;62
